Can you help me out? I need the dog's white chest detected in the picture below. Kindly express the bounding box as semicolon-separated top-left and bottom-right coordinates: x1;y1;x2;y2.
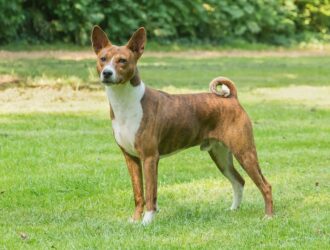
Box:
106;83;145;156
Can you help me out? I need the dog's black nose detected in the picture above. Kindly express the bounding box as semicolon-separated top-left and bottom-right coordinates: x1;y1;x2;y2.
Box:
103;69;113;78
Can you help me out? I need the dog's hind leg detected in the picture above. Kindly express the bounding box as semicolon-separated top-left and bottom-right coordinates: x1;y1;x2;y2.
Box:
233;146;273;217
208;142;245;210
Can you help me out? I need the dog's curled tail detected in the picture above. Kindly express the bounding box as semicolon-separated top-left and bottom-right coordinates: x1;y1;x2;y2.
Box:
209;77;237;98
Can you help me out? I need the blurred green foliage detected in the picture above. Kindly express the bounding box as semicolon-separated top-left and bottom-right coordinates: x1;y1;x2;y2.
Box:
0;0;329;45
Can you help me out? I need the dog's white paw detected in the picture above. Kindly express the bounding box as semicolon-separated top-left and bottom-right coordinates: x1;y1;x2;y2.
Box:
142;211;156;226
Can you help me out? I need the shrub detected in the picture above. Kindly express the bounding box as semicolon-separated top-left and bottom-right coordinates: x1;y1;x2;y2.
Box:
0;0;329;45
0;0;25;43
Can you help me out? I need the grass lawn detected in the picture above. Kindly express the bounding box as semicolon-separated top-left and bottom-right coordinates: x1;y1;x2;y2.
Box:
1;55;330;90
0;51;329;249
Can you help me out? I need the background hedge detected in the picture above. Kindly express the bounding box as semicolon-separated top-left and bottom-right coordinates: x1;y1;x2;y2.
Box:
0;0;329;46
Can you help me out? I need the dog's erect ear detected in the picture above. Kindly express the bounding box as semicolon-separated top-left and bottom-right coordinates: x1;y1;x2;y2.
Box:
91;26;111;54
126;27;146;58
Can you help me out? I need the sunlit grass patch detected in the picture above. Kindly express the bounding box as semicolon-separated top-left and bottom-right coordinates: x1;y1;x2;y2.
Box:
1;56;330;91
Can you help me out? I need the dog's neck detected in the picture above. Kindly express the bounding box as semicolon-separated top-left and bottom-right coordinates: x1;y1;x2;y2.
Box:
105;67;145;156
105;67;145;109
130;67;141;87
105;66;143;101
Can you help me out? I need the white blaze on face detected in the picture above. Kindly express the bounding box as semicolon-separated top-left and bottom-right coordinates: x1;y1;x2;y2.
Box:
100;57;117;83
105;82;145;156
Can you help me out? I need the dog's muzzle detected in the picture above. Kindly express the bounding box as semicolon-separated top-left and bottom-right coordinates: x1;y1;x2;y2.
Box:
101;68;114;83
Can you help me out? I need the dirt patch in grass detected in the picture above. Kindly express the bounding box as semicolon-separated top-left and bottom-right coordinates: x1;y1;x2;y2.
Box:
246;86;330;108
0;50;94;61
1;85;329;114
0;86;107;113
1;49;330;60
0;75;20;88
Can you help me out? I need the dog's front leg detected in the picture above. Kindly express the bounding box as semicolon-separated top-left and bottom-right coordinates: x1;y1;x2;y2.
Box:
122;150;145;222
142;154;159;225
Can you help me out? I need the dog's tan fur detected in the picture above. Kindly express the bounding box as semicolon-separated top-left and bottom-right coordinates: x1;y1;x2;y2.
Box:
91;26;273;223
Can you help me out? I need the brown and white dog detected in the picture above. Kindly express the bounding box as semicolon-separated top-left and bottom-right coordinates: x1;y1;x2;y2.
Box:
91;26;273;225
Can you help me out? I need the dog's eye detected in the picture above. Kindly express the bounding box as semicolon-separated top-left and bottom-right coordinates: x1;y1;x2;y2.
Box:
100;56;107;62
119;58;127;64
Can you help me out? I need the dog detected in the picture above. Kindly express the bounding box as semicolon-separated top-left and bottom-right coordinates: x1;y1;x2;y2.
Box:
91;26;273;225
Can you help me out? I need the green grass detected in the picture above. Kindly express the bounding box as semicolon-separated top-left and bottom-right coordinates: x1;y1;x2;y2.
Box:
0;52;329;249
1;56;330;90
1;106;329;249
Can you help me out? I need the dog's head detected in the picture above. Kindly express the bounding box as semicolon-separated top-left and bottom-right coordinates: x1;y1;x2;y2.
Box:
91;26;146;85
